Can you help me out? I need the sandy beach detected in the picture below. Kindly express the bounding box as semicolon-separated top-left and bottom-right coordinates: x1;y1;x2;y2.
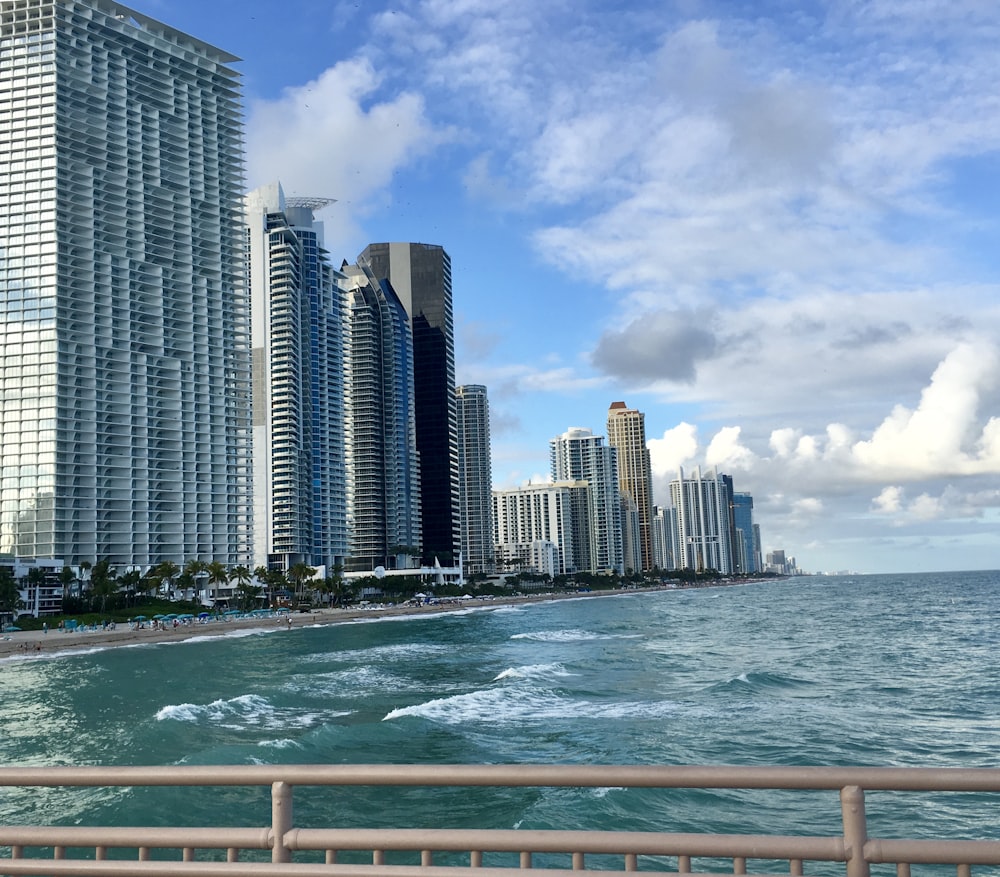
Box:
0;589;660;660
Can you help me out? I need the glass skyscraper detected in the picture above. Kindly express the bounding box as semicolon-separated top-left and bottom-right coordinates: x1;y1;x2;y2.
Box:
245;183;347;573
0;0;251;566
358;243;459;567
341;261;421;573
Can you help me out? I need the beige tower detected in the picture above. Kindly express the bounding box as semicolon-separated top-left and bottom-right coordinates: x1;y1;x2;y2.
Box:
606;402;654;572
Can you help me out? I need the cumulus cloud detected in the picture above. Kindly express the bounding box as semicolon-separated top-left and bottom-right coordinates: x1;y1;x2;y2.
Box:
246;58;440;244
648;422;699;476
851;341;1000;477
705;426;757;471
872;486;904;514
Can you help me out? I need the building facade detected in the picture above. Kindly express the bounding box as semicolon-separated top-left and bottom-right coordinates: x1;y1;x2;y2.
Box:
651;504;678;571
549;428;624;575
492;480;587;577
358;243;459;567
732;492;758;574
0;0;251;567
244;183;347;573
669;467;734;575
340;262;421;572
606;401;654;571
456;384;493;575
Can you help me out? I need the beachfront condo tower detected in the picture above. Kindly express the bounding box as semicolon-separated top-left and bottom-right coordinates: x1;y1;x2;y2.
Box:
340;261;421;573
358;244;460;568
244;183;348;574
0;0;252;567
456;384;494;575
549;427;624;575
669;467;735;574
606;401;655;571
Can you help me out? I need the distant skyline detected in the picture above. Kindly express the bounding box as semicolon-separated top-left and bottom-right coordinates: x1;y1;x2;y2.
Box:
123;0;1000;574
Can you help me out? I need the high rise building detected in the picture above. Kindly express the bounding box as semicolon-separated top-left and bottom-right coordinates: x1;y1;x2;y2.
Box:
651;504;678;570
340;262;421;572
669;467;734;574
492;480;588;577
0;0;251;566
732;492;758;574
456;384;493;575
244;183;347;573
550;427;624;575
606;402;654;571
358;243;459;566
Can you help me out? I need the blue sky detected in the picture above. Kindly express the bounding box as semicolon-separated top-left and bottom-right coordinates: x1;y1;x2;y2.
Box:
132;0;1000;574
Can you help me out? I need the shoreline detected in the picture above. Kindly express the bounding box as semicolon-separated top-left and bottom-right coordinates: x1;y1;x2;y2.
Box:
0;587;680;661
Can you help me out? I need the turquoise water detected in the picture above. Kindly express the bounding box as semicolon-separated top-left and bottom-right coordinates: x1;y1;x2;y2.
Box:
1;571;998;865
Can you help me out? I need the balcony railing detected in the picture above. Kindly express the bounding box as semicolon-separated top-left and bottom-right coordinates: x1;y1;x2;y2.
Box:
1;765;999;876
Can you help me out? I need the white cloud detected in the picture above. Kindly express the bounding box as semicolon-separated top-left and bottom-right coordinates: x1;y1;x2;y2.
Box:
851;341;1000;477
648;423;699;476
872;486;904;515
705;426;757;472
246;58;440;245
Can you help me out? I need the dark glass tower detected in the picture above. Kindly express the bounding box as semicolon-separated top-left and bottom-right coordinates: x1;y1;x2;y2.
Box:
359;243;460;566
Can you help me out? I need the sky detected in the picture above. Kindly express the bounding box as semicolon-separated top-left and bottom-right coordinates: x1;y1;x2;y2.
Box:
129;0;1000;575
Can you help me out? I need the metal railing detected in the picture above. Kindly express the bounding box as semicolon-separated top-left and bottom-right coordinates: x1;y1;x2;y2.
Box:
0;765;999;876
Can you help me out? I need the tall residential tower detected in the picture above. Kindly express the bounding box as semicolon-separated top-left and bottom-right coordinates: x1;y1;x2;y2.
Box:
244;183;348;573
340;261;421;572
456;384;494;575
550;427;624;575
606;401;654;571
0;0;251;566
359;243;459;567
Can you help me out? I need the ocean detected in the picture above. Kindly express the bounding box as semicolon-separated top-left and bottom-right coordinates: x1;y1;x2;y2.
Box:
1;570;998;866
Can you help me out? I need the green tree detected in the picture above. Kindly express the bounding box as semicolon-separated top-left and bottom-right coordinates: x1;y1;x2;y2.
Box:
0;566;23;619
230;565;252;589
287;562;317;603
59;565;77;604
205;561;230;605
90;560;119;613
234;580;263;611
119;569;143;607
183;560;207;603
153;560;180;598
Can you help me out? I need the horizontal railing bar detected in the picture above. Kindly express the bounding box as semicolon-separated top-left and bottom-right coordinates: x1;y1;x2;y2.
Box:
866;838;1000;865
284;828;847;861
0;827;272;849
1;764;999;791
0;862;675;877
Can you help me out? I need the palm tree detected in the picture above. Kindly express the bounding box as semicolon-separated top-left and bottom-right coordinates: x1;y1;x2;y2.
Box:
153;560;180;598
234;579;262;612
205;561;230;605
287;562;316;604
59;565;77;604
90;560;118;613
78;560;92;597
230;565;252;589
119;569;143;607
183;559;207;604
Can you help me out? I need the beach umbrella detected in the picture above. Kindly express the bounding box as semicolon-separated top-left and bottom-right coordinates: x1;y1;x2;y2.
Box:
153;614;166;620
134;615;147;621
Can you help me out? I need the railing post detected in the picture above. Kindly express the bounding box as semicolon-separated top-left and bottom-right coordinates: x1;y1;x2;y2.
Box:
272;780;293;864
841;785;870;877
